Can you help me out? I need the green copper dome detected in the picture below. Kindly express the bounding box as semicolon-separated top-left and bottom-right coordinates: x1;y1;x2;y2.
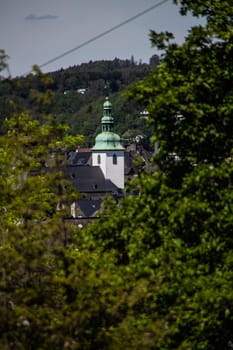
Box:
92;97;124;151
93;131;124;150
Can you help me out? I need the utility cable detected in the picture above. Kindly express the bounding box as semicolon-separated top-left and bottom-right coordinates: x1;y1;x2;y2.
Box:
25;0;169;74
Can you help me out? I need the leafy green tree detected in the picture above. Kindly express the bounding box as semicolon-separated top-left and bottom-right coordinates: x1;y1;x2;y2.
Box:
0;65;89;348
73;0;233;348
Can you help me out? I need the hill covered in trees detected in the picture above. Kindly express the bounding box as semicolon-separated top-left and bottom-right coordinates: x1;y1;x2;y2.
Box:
0;56;159;147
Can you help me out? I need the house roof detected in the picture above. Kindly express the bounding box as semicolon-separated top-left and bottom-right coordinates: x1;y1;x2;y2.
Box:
68;151;92;165
75;198;102;217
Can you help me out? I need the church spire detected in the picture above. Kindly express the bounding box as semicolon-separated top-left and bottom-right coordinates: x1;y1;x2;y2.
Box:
92;97;125;189
92;97;124;151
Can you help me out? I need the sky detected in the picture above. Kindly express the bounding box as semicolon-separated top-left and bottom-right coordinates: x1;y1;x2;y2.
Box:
0;0;200;77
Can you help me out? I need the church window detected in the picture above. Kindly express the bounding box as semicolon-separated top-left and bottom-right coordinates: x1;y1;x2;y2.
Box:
113;154;117;165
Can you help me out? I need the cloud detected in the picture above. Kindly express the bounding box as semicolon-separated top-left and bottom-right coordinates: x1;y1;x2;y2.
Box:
24;14;58;21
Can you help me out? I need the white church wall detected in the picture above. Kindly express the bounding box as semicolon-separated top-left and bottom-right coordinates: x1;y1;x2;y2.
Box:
105;150;124;189
92;150;124;189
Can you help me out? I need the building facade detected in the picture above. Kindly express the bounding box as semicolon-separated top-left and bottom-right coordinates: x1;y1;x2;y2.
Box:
92;97;125;189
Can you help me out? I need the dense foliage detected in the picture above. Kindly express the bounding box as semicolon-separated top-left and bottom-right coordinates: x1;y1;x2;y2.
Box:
0;65;86;348
79;0;233;348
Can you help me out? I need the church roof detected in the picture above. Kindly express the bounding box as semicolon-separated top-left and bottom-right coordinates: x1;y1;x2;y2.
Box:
92;131;124;150
64;165;119;193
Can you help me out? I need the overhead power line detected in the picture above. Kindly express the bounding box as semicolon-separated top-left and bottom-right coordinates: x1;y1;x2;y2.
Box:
27;0;170;74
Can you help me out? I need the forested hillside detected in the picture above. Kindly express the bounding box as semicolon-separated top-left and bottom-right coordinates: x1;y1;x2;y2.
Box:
0;56;159;146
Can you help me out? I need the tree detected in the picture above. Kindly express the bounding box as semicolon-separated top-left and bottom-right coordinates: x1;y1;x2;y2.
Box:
0;66;89;349
0;49;9;77
74;1;233;348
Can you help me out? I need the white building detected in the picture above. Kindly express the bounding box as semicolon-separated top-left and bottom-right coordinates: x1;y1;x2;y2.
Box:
92;97;125;189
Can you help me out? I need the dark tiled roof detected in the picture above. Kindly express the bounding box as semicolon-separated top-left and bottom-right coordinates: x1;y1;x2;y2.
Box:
75;198;102;217
68;151;92;165
64;165;119;193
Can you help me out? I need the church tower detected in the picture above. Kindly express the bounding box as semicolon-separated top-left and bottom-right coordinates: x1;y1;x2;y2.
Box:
92;97;125;189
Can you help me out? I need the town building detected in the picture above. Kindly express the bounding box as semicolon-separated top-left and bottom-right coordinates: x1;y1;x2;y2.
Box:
64;97;152;225
65;97;125;223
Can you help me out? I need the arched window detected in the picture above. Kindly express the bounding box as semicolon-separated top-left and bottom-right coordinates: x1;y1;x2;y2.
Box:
113;154;117;165
97;154;101;164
